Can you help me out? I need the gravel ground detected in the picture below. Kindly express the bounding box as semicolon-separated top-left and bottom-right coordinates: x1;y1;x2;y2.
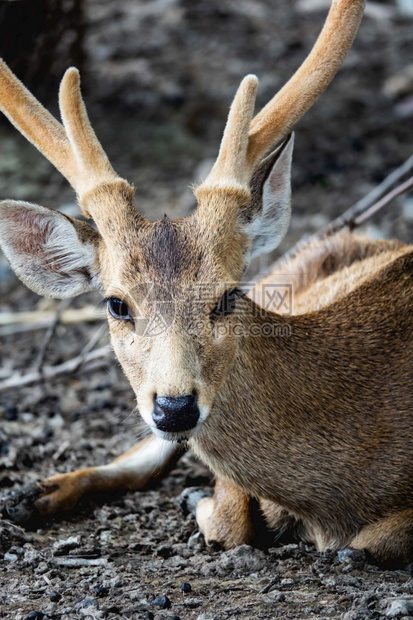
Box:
1;1;413;618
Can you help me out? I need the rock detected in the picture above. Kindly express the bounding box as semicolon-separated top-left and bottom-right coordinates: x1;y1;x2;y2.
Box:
35;561;49;575
153;595;171;609
385;597;413;618
337;548;367;571
183;598;202;608
76;597;99;609
187;531;205;550
53;535;82;556
211;545;267;577
0;522;31;554
94;585;109;597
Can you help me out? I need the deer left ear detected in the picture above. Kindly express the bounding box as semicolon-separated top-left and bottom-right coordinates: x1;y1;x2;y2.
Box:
241;133;294;262
0;200;102;298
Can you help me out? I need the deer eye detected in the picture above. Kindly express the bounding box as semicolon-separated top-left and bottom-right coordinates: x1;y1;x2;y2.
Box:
107;298;133;322
210;288;241;320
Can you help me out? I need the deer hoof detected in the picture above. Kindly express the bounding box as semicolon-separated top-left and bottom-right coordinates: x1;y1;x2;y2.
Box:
5;483;42;524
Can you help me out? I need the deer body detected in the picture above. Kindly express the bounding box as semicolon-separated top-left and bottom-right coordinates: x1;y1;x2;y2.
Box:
1;0;412;564
192;241;413;559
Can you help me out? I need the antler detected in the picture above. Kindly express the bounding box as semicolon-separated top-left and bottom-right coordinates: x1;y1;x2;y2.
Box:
203;75;258;189
202;0;366;189
0;59;135;223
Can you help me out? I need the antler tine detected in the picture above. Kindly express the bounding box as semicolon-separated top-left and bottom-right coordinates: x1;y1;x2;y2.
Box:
246;0;366;173
201;74;258;190
58;68;120;197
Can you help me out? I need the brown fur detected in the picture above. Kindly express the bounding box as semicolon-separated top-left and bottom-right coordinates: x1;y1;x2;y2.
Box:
193;236;413;564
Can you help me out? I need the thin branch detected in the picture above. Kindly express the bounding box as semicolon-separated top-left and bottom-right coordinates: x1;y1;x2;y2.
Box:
273;155;413;269
77;323;108;359
0;305;105;336
320;154;413;236
0;345;113;393
34;299;71;372
353;175;413;227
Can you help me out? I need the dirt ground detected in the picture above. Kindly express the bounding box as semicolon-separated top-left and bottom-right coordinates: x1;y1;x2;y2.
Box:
1;1;413;618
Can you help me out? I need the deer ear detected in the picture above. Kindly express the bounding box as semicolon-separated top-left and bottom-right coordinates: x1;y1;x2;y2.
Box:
0;200;102;298
242;133;294;262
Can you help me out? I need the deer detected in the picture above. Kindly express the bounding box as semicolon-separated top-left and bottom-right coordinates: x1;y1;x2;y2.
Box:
0;0;412;566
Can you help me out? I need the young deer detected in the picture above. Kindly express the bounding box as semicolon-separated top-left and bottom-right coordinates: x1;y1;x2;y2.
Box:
0;0;412;564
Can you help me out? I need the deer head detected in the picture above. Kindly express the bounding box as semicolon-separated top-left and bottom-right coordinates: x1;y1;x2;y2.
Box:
0;0;365;440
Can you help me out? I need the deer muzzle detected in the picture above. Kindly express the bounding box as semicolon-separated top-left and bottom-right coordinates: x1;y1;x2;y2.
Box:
153;393;200;434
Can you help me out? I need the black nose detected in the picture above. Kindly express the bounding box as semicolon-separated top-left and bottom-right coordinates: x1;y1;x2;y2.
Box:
153;394;200;433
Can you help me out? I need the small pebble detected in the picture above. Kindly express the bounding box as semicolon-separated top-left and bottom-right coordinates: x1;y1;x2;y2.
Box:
153;594;172;609
53;535;81;556
5;405;18;421
75;597;99;610
187;531;205;549
280;578;294;588
35;561;49;575
337;548;353;563
0;443;10;455
386;597;413;617
94;585;109;597
144;613;154;620
181;582;192;593
50;591;61;602
184;598;202;608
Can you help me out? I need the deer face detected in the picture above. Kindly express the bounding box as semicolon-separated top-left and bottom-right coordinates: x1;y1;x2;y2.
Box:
101;210;246;439
90;170;293;440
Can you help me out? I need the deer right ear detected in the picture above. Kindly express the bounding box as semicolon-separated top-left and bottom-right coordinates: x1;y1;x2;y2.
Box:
0;200;102;298
241;133;294;263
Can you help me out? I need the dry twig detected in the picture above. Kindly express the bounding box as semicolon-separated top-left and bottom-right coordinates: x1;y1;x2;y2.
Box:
34;299;71;372
321;155;413;235
273;154;413;269
0;345;112;393
353;175;413;227
0;305;106;337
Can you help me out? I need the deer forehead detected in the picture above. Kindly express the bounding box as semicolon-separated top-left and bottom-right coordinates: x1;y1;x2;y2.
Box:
99;214;244;298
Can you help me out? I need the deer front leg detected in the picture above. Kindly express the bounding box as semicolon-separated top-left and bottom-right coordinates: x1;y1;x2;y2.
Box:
195;478;254;549
7;436;182;523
